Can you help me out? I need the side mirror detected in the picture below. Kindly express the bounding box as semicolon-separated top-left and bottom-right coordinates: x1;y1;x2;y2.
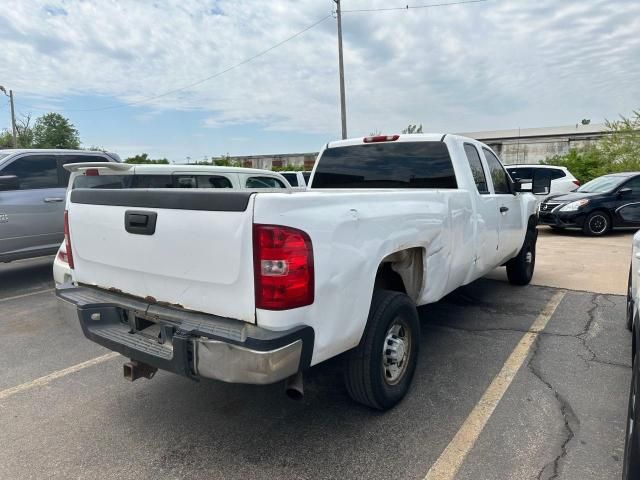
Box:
618;187;632;198
0;175;19;191
532;169;552;195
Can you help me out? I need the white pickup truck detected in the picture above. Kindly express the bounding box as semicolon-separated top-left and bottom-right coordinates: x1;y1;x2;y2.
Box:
57;134;550;410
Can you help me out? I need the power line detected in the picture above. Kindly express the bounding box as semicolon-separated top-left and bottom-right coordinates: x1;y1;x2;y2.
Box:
342;0;489;13
20;13;333;113
17;0;492;114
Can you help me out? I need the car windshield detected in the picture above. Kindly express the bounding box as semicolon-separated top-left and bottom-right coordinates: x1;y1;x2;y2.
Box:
577;176;625;193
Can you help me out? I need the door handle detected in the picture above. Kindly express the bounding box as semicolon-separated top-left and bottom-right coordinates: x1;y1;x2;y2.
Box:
500;206;509;213
125;210;157;235
44;197;64;203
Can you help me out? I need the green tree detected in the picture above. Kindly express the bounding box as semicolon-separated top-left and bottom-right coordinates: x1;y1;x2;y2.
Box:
31;112;80;149
543;110;640;183
402;124;423;134
0;114;34;148
212;154;243;167
124;153;169;164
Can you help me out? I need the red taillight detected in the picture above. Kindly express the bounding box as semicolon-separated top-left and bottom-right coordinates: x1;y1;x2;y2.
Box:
85;168;100;176
253;224;314;310
57;248;68;264
363;135;400;143
573;180;581;186
63;210;75;269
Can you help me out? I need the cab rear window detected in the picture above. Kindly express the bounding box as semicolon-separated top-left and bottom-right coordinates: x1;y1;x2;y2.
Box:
312;142;457;189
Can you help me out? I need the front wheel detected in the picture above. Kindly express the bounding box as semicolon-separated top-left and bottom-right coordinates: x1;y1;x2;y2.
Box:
506;229;537;285
344;290;420;410
583;210;610;236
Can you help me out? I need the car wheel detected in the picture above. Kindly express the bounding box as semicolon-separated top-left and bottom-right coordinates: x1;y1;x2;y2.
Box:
623;355;640;480
583;210;610;236
344;289;420;410
506;228;537;286
628;267;635;331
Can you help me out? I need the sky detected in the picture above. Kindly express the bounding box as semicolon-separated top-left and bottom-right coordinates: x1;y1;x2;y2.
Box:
0;0;639;162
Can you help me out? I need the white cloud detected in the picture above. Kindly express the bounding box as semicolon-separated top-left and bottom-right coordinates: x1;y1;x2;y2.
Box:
2;0;639;137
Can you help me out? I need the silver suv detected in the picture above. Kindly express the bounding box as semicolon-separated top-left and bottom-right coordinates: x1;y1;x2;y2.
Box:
0;149;120;262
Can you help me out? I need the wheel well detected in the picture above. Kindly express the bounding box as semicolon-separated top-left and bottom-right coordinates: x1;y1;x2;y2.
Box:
374;263;407;294
374;248;424;301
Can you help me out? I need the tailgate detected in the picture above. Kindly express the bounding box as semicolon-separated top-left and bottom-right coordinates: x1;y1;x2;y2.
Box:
67;189;256;323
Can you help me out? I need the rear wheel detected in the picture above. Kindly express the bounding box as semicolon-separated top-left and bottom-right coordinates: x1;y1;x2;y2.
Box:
344;290;420;410
583;210;610;236
506;228;537;285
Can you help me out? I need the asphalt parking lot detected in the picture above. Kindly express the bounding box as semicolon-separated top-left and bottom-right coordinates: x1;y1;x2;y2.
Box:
0;229;634;480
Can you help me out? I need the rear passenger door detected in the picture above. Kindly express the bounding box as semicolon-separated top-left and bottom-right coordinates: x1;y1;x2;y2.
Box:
0;154;66;258
483;148;524;263
463;143;499;272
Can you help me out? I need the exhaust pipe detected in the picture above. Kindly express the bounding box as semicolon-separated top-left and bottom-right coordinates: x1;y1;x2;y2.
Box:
123;360;157;381
284;371;304;400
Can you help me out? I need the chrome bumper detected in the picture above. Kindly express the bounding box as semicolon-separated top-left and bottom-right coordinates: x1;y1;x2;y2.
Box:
194;339;303;384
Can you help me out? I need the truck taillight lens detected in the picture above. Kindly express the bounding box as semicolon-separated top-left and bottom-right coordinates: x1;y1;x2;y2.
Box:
573;180;581;187
64;210;75;269
253;224;314;310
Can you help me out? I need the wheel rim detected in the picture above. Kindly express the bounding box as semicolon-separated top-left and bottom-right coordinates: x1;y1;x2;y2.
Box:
382;316;412;385
589;214;607;234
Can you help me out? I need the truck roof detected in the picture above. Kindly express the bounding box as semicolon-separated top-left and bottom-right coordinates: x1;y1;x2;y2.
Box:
325;133;484;149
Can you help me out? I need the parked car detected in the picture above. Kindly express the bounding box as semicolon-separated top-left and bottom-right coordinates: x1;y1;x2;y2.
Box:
506;164;579;198
0;149;120;263
538;172;640;235
280;171;314;188
624;229;640;478
52;163;292;284
56;133;550;410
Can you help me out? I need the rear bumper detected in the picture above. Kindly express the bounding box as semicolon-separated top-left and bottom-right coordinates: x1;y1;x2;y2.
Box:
56;284;314;385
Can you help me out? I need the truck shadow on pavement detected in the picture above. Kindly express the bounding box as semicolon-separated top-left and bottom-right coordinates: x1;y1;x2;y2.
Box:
94;279;563;479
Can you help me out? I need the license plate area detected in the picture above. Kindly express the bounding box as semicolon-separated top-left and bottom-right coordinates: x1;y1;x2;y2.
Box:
126;310;176;346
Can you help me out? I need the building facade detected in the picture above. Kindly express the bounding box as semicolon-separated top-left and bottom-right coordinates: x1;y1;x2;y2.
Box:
225;124;608;169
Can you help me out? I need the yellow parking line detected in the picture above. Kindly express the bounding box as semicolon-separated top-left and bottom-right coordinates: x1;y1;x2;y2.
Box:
0;288;54;303
0;352;120;401
424;290;566;480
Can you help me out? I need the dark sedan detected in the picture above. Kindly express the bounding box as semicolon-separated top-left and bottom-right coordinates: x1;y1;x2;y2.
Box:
538;172;640;235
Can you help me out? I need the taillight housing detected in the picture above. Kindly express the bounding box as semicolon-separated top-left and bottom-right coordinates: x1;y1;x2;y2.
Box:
64;210;75;269
573;180;581;187
253;224;314;310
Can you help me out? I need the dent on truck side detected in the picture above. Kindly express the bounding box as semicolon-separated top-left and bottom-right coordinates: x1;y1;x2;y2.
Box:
252;190;475;366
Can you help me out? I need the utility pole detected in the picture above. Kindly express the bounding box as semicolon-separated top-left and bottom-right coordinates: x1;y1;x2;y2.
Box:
9;90;17;147
334;0;347;139
0;85;17;147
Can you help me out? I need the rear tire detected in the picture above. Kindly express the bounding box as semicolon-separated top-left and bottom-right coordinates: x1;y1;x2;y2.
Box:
344;290;420;410
583;210;610;236
506;228;537;286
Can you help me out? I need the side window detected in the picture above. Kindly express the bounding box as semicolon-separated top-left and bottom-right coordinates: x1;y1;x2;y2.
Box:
622;177;640;195
463;144;489;194
195;175;233;188
246;176;286;189
506;167;532;181
550;169;566;180
483;149;511;194
281;173;299;187
2;155;59;190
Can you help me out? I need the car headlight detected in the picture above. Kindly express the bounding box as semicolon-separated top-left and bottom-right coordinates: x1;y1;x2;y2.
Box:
560;199;590;212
